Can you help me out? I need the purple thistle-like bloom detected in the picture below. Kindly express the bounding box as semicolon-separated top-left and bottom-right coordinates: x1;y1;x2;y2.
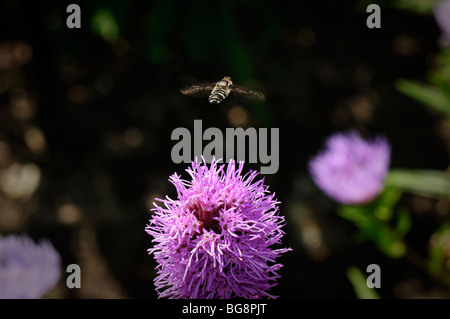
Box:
146;158;290;299
309;131;390;205
434;0;450;45
0;234;61;299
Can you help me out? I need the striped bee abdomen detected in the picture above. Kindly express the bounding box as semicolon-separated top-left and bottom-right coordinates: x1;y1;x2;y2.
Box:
208;85;230;104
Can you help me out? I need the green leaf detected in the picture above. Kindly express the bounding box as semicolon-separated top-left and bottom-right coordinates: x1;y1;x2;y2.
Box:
429;224;450;276
396;79;450;118
346;266;381;299
338;204;372;226
374;187;402;221
391;0;434;14
395;207;412;238
339;204;406;258
429;244;446;277
373;224;406;258
386;169;450;198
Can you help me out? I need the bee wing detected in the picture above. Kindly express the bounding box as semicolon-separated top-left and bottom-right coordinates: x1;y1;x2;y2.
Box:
231;85;266;103
180;84;215;98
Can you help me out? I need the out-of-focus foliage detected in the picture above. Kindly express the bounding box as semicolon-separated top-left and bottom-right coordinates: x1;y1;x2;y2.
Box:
396;49;450;121
386;169;450;198
346;266;380;299
331;0;450;297
396;78;450;119
391;0;434;14
339;188;408;259
429;223;450;276
91;8;120;43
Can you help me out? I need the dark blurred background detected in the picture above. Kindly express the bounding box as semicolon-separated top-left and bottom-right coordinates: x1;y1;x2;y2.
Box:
0;0;449;298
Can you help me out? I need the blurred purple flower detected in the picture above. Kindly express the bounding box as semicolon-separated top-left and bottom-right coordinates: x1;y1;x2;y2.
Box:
146;158;290;299
0;234;61;299
434;0;450;45
309;131;390;205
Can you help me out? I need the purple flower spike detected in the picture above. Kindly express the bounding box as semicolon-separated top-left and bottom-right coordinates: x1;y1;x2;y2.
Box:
146;158;291;299
309;131;390;205
434;0;450;45
0;234;61;299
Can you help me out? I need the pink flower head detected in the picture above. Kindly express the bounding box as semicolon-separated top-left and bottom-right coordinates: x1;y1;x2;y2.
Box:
146;158;290;299
309;131;390;205
0;234;61;299
434;0;450;45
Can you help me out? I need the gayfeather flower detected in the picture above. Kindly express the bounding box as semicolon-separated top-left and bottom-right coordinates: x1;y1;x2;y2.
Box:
309;131;390;205
146;158;290;299
0;234;61;299
434;0;450;45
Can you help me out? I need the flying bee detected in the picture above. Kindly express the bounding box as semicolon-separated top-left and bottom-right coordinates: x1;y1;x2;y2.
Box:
180;76;265;104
